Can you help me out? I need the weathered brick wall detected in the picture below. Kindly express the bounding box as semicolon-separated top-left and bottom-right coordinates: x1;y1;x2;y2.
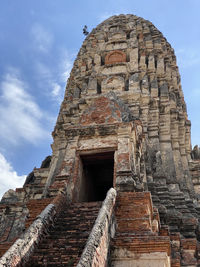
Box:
111;192;171;266
0;14;200;266
0;192;67;266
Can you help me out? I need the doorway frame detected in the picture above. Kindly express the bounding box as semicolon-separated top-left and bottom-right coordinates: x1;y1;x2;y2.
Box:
72;148;117;202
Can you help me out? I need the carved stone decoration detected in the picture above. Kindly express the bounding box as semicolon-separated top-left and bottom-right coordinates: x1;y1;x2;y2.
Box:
105;50;126;65
80;96;122;125
0;14;200;267
101;76;125;92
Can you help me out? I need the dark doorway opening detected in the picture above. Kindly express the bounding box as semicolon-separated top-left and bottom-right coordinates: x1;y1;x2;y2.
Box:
80;151;114;202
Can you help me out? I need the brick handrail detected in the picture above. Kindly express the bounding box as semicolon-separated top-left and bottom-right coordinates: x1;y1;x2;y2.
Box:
77;188;117;267
0;192;66;266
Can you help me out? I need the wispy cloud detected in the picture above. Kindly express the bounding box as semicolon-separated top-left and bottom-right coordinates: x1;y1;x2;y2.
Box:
176;48;200;68
36;61;52;79
98;9;131;23
0;153;26;200
51;82;62;102
59;50;74;83
31;23;53;53
0;68;49;147
35;50;74;104
98;12;117;23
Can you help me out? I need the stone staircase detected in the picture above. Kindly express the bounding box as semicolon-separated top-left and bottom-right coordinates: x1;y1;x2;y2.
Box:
148;179;199;235
110;192;171;266
26;201;102;266
148;180;199;266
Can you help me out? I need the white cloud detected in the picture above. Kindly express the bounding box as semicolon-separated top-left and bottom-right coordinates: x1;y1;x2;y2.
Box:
35;50;74;104
36;61;52;79
55;51;74;102
52;82;61;96
31;23;53;53
0;153;26;200
51;82;62;103
57;48;75;84
35;62;64;103
60;54;73;83
0;69;49;147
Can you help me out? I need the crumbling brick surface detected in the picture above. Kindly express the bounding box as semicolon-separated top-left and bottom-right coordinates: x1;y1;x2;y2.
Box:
1;13;200;266
0;192;67;266
25;198;52;229
111;192;171;266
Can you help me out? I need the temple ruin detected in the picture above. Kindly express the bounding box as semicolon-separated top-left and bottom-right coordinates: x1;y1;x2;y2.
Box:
0;14;200;266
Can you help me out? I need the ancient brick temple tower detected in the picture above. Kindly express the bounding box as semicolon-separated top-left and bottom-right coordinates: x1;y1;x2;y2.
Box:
0;14;200;266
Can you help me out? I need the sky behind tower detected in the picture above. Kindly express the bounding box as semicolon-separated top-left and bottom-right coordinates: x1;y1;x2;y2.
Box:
0;0;200;198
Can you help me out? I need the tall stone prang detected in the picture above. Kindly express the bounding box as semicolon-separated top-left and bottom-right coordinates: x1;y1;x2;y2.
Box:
0;14;200;267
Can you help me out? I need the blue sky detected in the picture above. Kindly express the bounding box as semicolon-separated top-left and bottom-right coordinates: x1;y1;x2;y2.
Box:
0;0;200;198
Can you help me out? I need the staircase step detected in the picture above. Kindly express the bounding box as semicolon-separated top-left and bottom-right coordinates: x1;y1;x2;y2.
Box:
26;201;102;266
